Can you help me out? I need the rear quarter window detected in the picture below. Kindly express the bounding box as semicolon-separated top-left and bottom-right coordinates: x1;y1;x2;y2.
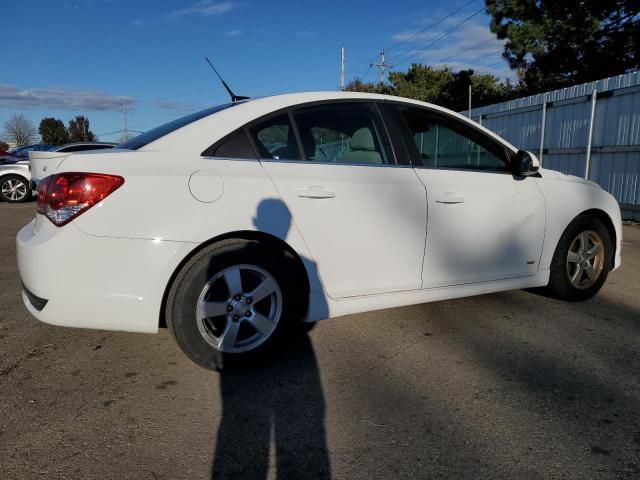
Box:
118;102;238;150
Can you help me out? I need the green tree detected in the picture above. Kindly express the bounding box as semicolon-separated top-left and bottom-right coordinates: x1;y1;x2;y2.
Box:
345;64;515;111
68;115;96;142
39;117;69;145
486;0;640;92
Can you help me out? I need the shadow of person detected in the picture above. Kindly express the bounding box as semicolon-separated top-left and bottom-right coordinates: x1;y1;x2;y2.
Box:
211;199;331;479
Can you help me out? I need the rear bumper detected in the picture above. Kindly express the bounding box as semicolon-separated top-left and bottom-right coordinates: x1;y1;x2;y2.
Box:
17;217;196;334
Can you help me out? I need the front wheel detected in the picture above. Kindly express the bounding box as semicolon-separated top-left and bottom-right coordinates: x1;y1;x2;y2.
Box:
546;215;613;301
165;239;304;370
1;175;30;203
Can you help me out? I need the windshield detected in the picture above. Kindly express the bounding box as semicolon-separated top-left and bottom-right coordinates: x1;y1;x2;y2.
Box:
118;102;239;150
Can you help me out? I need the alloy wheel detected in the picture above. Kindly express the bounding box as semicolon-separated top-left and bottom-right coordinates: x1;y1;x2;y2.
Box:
1;178;27;202
566;230;605;289
195;264;282;353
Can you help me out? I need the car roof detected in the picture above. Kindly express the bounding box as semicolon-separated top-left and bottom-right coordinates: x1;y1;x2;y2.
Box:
142;91;519;155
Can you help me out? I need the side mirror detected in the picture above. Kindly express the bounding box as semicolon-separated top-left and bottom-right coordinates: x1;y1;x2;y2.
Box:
512;150;540;176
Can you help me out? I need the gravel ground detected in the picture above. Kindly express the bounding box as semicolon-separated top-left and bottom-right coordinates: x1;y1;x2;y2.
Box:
1;202;639;479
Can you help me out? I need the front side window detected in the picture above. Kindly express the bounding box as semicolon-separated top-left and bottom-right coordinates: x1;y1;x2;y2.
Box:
292;102;391;165
398;105;507;171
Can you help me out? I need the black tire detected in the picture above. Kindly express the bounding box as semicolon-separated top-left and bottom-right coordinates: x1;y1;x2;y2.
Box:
546;215;613;302
0;175;31;203
165;239;306;370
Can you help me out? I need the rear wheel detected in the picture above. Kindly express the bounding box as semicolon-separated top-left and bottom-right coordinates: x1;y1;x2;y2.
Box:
0;175;30;203
166;239;305;370
546;215;613;301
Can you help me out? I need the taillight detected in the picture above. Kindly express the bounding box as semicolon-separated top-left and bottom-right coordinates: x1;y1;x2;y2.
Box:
37;172;124;226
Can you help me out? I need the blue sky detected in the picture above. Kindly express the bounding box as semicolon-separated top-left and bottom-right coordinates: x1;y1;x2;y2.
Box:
1;0;510;143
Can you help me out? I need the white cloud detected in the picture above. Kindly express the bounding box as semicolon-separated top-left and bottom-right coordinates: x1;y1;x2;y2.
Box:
167;0;235;19
225;29;244;37
133;1;235;26
388;18;513;80
0;84;134;111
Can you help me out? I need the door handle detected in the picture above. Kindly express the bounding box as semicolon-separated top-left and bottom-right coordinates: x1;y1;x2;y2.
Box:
297;186;336;199
435;193;464;204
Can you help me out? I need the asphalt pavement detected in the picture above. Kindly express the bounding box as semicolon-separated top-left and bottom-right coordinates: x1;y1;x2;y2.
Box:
1;201;639;479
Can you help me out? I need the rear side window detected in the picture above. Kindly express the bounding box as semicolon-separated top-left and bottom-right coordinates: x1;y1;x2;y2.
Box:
291;102;391;165
118;102;237;150
57;145;114;153
250;114;301;160
202;130;256;158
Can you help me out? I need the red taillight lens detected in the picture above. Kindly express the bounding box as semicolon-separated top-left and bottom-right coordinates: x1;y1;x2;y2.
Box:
36;172;124;226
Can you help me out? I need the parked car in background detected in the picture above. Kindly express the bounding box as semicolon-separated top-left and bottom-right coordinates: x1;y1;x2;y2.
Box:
19;92;622;370
29;142;116;189
0;159;31;203
10;144;54;160
0;149;20;164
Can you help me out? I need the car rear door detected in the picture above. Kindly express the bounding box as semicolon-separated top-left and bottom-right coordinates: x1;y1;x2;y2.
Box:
387;103;546;288
257;101;428;299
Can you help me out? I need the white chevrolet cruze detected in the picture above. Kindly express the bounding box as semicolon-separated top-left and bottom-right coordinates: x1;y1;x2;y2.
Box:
18;92;622;369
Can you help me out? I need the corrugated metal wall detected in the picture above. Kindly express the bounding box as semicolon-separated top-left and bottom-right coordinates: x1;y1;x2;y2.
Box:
469;71;640;220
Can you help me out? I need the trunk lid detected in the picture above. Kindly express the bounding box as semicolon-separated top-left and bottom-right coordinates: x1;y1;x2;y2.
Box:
28;151;70;183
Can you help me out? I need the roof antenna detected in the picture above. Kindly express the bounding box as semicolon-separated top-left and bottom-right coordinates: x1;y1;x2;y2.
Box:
205;57;249;102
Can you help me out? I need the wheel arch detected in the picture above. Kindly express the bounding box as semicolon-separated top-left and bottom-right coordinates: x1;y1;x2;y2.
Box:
158;230;310;328
0;172;29;183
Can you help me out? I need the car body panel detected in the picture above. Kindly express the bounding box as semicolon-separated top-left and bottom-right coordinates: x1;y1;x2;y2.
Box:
260;160;427;298
534;168;622;272
414;168;546;287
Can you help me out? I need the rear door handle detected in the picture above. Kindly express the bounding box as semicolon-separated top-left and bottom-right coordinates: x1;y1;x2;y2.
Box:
297;186;336;199
435;193;464;204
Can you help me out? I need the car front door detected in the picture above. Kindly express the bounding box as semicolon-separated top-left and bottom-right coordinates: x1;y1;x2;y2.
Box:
390;103;546;288
255;102;428;299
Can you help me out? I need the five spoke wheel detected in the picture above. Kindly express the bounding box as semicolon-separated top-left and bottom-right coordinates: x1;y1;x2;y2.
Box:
196;264;282;353
566;230;605;290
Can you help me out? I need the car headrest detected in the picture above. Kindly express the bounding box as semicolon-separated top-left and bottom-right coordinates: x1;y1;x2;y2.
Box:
350;128;375;151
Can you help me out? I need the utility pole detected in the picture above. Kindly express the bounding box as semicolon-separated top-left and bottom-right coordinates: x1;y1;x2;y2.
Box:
468;84;472;118
371;50;392;84
124;105;128;140
340;47;345;89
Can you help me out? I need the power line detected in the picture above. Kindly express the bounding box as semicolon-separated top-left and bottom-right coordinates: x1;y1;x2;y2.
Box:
387;7;486;68
385;0;478;54
356;0;479;79
433;37;499;65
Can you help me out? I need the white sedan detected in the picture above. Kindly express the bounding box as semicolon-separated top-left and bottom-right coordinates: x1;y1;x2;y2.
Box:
17;92;622;369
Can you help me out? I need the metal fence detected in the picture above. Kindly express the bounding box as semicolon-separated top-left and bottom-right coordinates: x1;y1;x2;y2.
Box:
467;71;640;221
